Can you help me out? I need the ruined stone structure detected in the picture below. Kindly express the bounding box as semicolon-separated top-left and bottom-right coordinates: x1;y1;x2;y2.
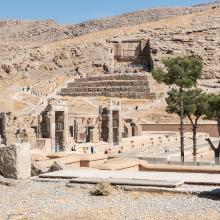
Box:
100;100;122;146
0;143;31;179
59;39;155;99
70;115;100;144
59;74;156;99
36;99;141;152
38;99;69;152
112;39;154;72
0;113;36;147
123;119;142;138
0;99;141;154
38;99;101;152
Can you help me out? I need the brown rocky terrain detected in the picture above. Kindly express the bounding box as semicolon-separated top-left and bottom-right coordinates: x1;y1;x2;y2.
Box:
0;5;213;46
0;2;219;122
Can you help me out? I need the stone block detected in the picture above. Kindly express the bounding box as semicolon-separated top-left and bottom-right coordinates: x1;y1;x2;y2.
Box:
0;143;31;180
48;161;67;172
31;161;49;176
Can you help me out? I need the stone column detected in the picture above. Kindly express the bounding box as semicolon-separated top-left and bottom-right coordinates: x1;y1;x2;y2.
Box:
108;109;113;147
108;99;113;146
137;124;142;136
48;111;56;153
64;111;69;151
127;126;133;138
98;107;102;141
0;113;7;145
118;104;122;143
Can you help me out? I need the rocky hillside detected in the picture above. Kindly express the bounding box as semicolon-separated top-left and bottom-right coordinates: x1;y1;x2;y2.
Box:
0;5;214;46
0;2;219;100
194;0;220;6
66;6;207;37
0;20;66;46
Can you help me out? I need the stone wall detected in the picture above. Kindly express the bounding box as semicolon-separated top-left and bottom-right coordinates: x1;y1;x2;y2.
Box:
0;143;31;179
74;74;150;82
141;123;219;137
59;74;156;99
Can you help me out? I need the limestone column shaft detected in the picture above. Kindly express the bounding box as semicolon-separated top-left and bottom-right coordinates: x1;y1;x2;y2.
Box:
118;107;122;143
48;111;55;153
108;110;113;147
64;111;69;151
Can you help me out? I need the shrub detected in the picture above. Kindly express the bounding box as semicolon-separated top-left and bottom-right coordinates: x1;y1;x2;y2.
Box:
90;181;113;196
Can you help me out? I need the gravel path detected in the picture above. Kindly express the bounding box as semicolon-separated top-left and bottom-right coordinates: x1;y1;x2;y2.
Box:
0;181;220;220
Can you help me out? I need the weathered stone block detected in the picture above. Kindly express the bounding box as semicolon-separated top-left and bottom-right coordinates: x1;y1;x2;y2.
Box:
48;161;67;172
0;143;31;180
31;162;49;176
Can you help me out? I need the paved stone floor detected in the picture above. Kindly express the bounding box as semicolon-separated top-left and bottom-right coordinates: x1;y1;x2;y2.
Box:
40;168;220;185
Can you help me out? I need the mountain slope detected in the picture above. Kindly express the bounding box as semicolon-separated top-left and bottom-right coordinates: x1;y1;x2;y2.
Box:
0;3;219;102
0;4;215;46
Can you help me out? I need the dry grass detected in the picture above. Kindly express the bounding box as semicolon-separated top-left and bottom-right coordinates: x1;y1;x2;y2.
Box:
90;181;113;196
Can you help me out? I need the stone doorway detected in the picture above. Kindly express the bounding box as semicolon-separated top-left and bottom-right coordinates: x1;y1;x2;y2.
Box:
55;111;65;152
86;127;94;142
0;115;4;144
112;39;154;72
112;110;119;145
101;108;109;142
132;124;139;137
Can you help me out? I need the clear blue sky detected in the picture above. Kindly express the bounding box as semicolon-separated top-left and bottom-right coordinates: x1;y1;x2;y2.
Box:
0;0;210;24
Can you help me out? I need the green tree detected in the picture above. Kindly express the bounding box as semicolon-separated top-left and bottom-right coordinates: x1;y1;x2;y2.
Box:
183;90;209;163
205;94;220;164
166;89;209;163
152;56;203;164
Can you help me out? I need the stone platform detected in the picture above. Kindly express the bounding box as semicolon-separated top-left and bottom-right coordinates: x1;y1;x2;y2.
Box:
68;177;183;188
59;74;156;99
38;168;220;187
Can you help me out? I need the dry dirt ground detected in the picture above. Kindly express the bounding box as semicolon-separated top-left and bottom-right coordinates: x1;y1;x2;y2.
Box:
0;181;220;220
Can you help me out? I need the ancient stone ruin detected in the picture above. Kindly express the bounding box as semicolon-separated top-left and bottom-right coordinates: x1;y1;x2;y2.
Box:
37;99;142;152
59;74;156;99
0;143;31;179
112;39;154;72
0;99;143;154
59;38;156;99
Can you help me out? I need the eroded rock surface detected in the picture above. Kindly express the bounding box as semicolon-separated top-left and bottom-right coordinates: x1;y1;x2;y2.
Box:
0;143;31;179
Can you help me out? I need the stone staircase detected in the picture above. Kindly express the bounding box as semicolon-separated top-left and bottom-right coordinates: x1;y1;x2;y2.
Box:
59;74;156;99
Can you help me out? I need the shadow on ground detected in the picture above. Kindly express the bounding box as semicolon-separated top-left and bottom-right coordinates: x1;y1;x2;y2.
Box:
198;188;220;200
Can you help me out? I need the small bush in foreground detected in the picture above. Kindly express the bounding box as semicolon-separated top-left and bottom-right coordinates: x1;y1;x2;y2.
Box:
90;181;113;196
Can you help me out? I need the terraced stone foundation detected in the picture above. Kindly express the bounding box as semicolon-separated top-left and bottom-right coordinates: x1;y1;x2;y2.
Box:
59;74;156;99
